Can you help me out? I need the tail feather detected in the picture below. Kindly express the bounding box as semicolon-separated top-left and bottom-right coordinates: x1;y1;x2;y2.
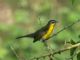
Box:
16;35;26;39
16;33;34;39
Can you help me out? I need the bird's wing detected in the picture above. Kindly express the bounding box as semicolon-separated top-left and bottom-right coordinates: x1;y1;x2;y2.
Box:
33;25;48;42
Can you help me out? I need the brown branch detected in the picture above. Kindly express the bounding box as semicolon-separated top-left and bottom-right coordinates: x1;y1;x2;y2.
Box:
10;45;20;60
31;43;80;60
31;19;80;60
50;19;80;38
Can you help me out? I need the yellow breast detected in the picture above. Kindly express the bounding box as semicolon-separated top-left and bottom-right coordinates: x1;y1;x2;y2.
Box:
42;23;55;40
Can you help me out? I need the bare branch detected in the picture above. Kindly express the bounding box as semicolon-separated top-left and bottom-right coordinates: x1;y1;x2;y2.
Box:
10;45;20;60
31;43;80;60
50;19;80;38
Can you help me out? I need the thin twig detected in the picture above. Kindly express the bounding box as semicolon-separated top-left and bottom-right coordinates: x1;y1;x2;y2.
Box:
50;19;80;38
43;40;53;53
66;52;77;60
38;17;42;26
37;16;42;28
31;43;80;60
31;19;80;60
9;45;20;60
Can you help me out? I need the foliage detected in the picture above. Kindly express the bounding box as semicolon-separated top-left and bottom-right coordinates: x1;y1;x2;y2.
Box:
0;0;80;60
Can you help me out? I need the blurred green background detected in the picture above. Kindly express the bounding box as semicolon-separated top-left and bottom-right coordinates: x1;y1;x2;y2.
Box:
0;0;80;60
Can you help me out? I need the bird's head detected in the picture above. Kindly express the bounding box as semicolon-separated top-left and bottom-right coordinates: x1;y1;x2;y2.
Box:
48;20;57;24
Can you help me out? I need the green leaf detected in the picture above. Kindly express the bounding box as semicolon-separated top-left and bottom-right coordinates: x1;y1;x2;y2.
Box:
77;52;80;60
70;39;76;44
78;35;80;39
71;0;75;5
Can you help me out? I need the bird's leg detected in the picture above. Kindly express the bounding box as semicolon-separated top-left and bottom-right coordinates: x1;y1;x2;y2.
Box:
42;40;53;59
42;40;53;53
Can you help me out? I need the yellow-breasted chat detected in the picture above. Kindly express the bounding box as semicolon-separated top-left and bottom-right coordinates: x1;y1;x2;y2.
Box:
16;20;57;42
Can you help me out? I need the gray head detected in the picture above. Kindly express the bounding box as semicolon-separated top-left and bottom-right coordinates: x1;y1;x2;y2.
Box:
48;20;57;24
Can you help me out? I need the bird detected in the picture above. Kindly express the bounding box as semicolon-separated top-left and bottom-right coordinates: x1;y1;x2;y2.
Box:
16;20;57;43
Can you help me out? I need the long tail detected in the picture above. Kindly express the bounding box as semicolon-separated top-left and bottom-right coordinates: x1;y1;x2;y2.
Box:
16;33;34;39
